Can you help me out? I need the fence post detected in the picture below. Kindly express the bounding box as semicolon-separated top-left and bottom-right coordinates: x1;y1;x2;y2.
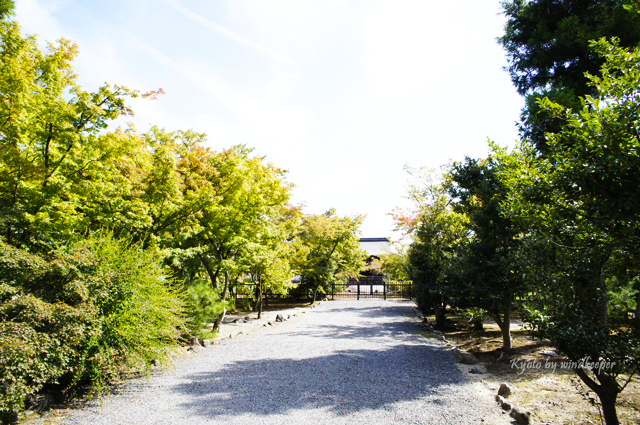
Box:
384;276;387;300
357;281;360;300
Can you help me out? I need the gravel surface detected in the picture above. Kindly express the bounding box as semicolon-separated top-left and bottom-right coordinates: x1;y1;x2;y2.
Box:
61;300;504;425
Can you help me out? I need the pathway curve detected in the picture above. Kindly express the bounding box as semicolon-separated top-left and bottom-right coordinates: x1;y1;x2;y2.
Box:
62;300;504;425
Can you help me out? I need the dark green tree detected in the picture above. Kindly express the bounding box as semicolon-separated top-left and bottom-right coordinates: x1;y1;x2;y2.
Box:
496;39;640;425
448;156;525;351
408;215;465;329
499;0;640;151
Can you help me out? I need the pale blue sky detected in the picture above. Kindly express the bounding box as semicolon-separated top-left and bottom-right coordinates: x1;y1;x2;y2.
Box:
15;0;523;238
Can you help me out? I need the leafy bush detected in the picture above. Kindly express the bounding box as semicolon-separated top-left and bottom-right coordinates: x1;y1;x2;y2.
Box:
459;307;488;329
607;276;638;322
0;235;188;416
68;236;188;396
0;243;97;414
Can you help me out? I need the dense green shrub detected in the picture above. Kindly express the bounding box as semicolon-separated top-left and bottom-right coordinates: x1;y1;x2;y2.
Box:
184;278;233;338
0;243;97;414
0;235;188;416
68;236;188;396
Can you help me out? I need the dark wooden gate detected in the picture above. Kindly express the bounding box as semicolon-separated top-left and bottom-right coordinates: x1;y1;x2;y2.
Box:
330;276;413;300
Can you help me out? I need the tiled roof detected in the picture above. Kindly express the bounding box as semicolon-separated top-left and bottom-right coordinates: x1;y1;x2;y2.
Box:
359;237;391;243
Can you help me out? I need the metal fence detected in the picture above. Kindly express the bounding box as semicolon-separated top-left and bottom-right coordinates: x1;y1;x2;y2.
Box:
230;277;413;304
331;276;413;300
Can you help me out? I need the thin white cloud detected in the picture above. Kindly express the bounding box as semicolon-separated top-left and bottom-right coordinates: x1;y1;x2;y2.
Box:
165;0;294;65
133;39;310;149
228;0;345;56
14;0;66;43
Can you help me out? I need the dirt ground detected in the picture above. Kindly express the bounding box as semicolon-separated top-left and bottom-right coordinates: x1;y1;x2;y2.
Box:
430;313;640;425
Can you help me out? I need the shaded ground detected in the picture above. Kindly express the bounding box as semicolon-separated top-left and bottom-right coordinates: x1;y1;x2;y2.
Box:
431;313;640;424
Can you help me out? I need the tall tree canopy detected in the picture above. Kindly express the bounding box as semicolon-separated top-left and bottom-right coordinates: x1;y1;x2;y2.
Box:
0;21;162;247
500;0;640;96
499;0;640;150
0;0;14;20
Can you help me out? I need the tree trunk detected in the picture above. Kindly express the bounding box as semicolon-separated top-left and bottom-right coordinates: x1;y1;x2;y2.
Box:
575;368;620;425
197;252;218;289
257;278;263;319
492;306;512;351
187;269;196;286
600;392;620;425
433;300;446;329
311;283;320;305
252;279;258;312
212;306;226;332
473;317;484;331
253;275;263;319
635;283;640;324
212;272;230;332
220;271;229;300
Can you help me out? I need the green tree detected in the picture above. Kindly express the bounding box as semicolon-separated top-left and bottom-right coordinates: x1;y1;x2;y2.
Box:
0;21;161;247
379;243;411;282
496;39;640;425
294;210;365;303
180;146;293;328
243;207;299;318
399;168;468;328
0;0;14;21
409;187;467;328
499;0;640;151
447;156;525;351
138;127;217;246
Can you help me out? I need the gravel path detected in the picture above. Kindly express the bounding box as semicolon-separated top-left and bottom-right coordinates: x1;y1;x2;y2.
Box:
62;300;502;425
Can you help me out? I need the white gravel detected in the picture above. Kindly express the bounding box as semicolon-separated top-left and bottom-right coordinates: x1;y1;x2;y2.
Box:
62;300;504;425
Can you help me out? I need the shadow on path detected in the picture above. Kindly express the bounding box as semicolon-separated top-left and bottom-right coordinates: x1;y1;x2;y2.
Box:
173;344;461;419
171;302;465;420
